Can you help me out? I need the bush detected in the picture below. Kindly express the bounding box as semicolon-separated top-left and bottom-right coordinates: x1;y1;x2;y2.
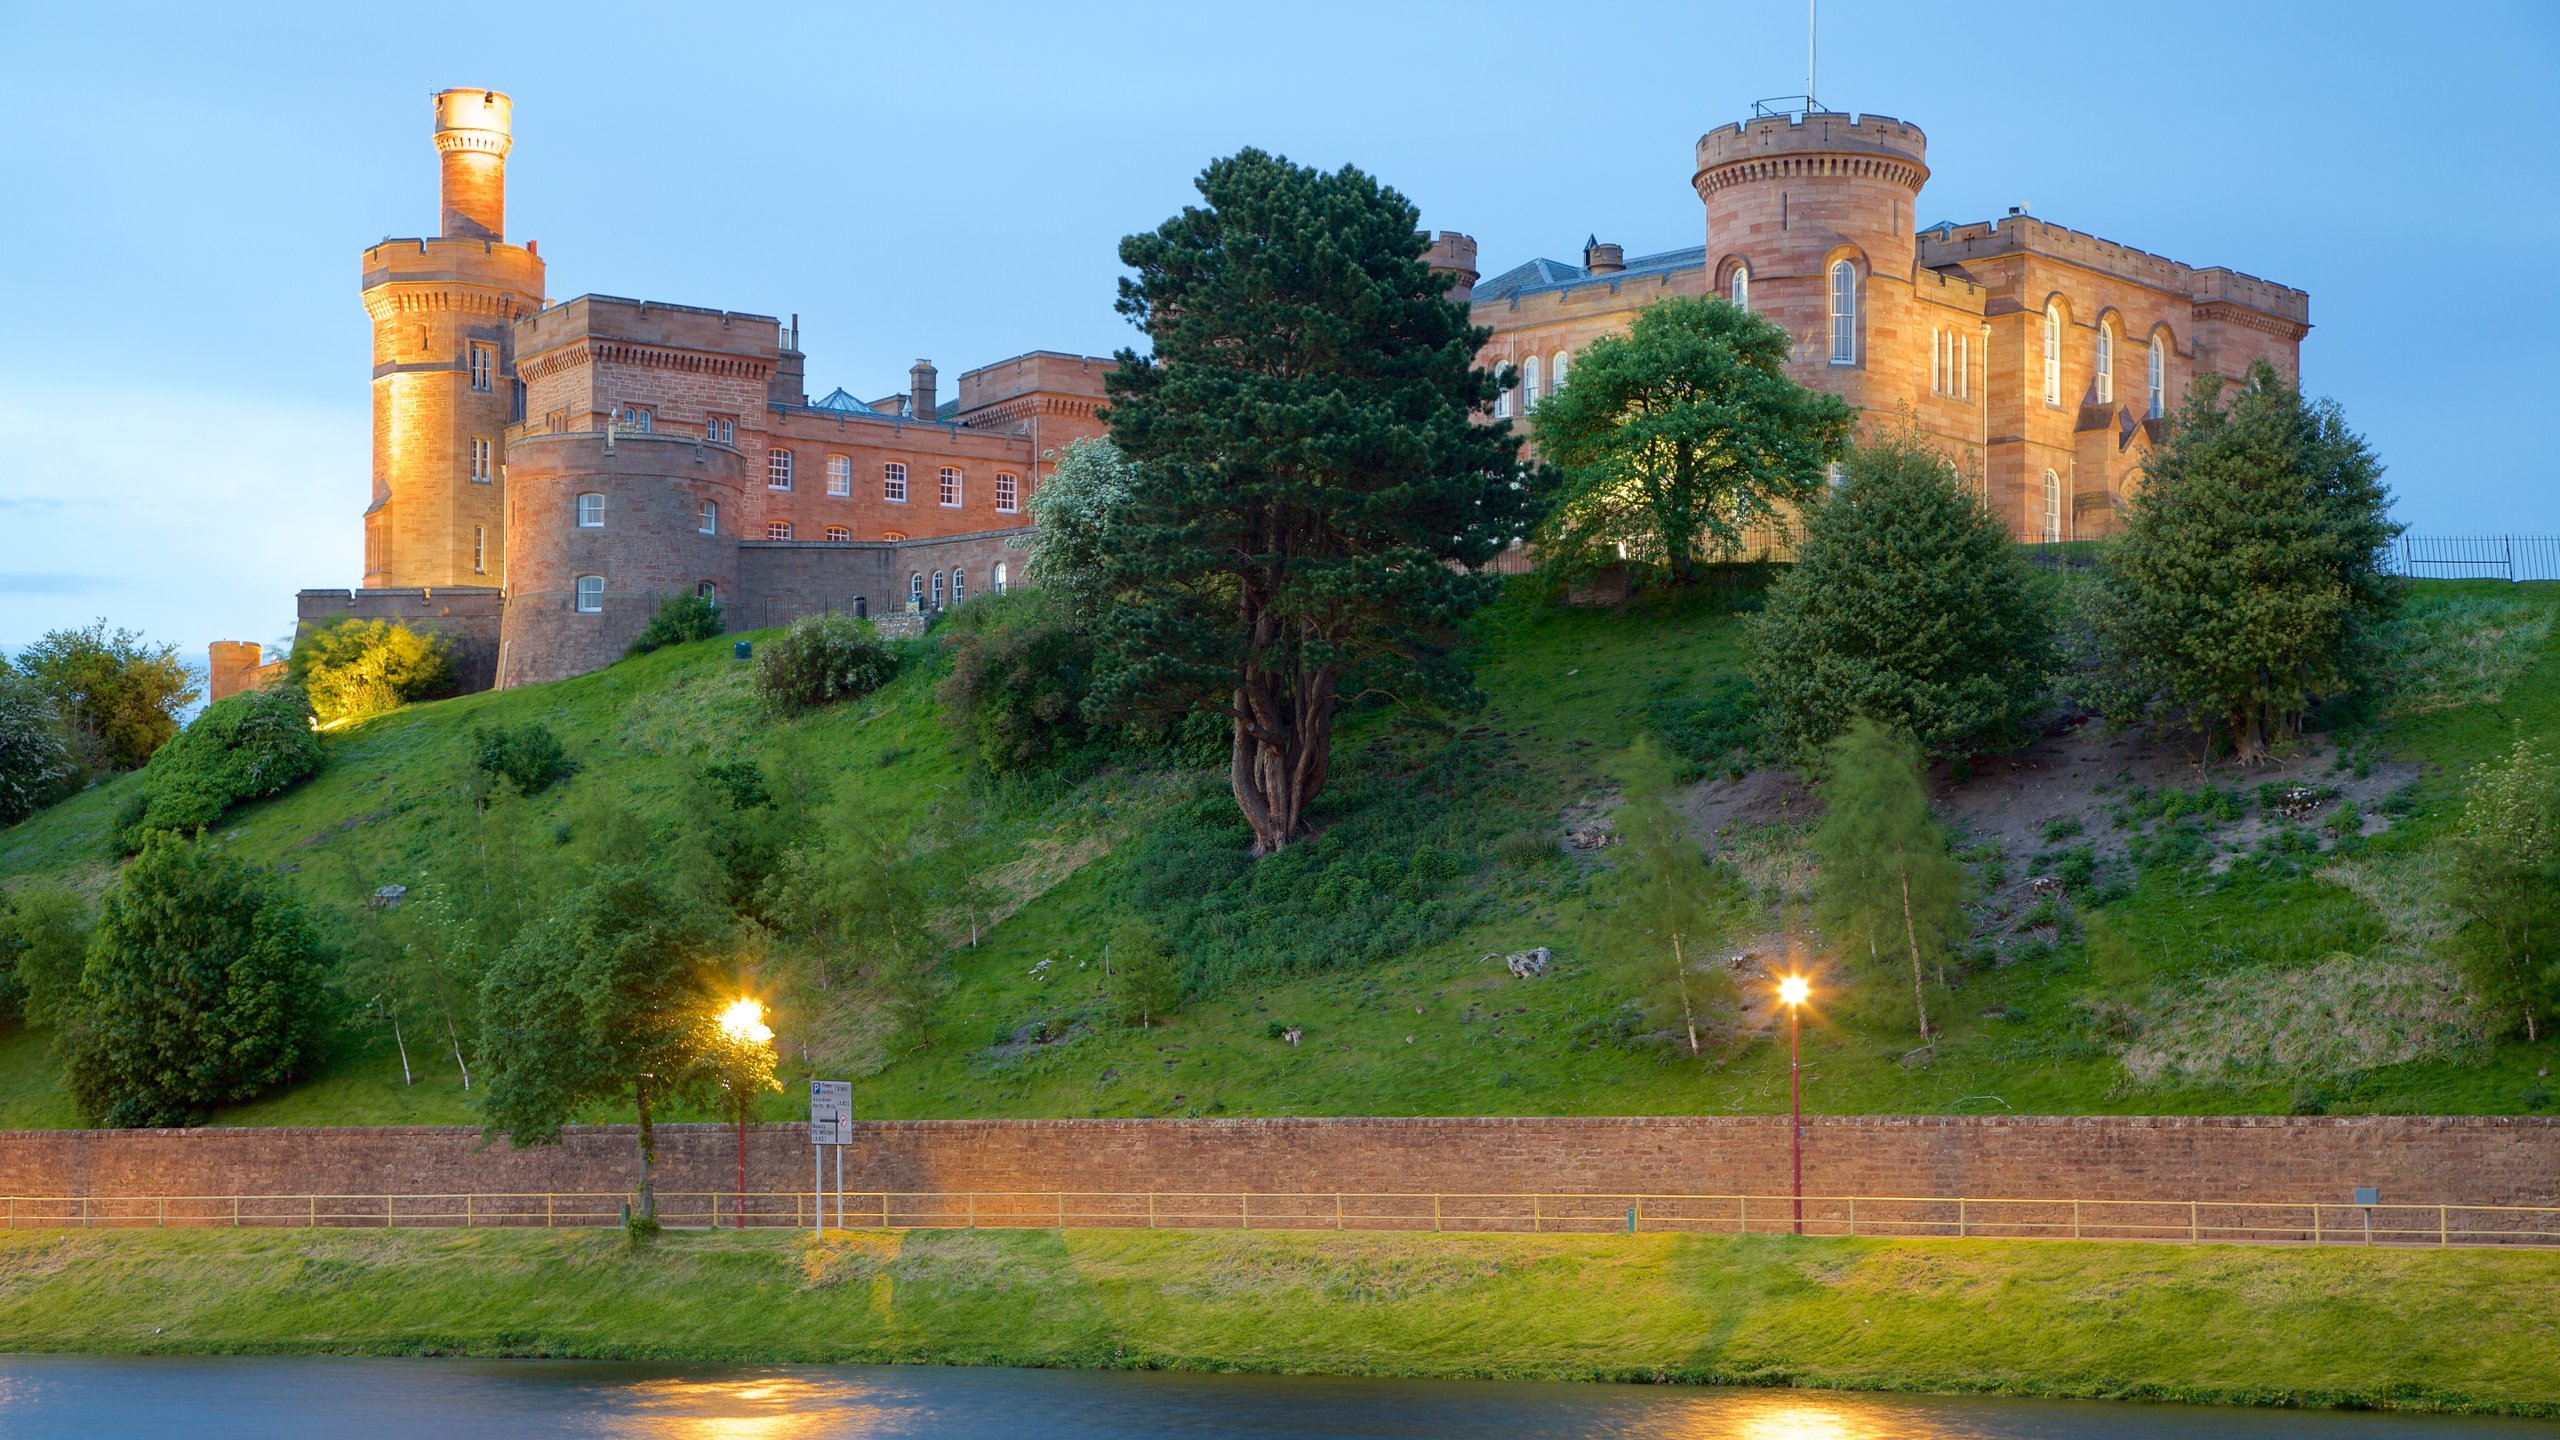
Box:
60;834;329;1126
123;685;322;844
14;621;198;772
1749;431;2056;762
625;593;726;659
0;886;92;1029
937;592;1100;774
753;613;899;712
1109;926;1186;1028
472;722;578;796
0;662;77;827
288;619;458;724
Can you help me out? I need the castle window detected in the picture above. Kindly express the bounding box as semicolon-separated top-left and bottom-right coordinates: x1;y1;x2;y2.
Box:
994;562;1008;594
932;570;946;608
469;343;495;393
1551;351;1569;393
706;415;735;446
826;455;852;497
768;449;793;490
1932;330;1945;395
1730;264;1750;313
471;437;493;484
698;581;719;603
575;575;603;613
825;525;851;543
1828;261;1857;365
616;405;653;433
885;462;909;503
2043;303;2063;406
881;530;907;541
995;472;1019;514
909;572;924;608
950;569;966;604
473;526;486;574
546;408;570;433
1493;366;1514;419
2096;321;2116;404
1958;332;1970;400
853;595;867;619
1521;355;1541;410
940;467;962;507
2041;470;2063;543
2147;335;2166;419
698;500;718;536
767;521;794;540
576;492;605;528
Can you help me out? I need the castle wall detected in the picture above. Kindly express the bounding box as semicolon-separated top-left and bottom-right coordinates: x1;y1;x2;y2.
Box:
296;586;505;693
730;528;1035;633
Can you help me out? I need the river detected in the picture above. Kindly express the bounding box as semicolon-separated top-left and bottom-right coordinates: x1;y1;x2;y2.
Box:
0;1356;2552;1437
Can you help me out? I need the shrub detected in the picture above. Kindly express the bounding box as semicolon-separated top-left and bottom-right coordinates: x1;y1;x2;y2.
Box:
1750;431;2056;762
625;593;726;659
60;834;329;1126
1109;926;1186;1028
0;886;92;1029
15;621;198;772
753;612;899;712
472;722;578;796
288;618;458;724
937;592;1099;774
1024;436;1134;621
123;685;322;844
0;662;77;827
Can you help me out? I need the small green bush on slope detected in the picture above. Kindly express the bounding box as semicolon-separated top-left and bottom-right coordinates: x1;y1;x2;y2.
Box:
289;619;458;724
121;685;322;844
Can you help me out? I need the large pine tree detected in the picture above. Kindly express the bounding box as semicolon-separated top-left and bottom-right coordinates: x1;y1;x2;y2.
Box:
1097;149;1531;855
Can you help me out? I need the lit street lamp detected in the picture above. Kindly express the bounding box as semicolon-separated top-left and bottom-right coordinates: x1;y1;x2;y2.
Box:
1777;974;1810;1236
717;997;775;1227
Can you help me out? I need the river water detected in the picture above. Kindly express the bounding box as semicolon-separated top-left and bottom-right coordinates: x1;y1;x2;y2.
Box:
0;1355;2551;1438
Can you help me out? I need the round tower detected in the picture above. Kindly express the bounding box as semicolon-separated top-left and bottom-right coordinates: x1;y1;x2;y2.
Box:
358;88;545;591
1692;112;1928;415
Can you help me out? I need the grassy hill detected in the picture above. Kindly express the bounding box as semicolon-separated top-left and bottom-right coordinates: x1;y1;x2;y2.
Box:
2;578;2556;1130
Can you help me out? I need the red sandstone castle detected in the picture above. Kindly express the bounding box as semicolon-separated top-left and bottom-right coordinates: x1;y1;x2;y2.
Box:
208;92;2306;701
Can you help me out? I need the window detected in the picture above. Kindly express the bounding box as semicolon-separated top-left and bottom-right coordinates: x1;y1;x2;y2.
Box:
2042;302;2063;406
2096;320;2115;404
1493;368;1513;419
767;521;794;540
853;595;867;619
1932;329;1946;395
993;562;1008;594
768;448;793;490
2041;470;2063;543
880;530;908;541
995;472;1019;514
576;492;605;527
1957;332;1969;400
698;581;718;602
825;525;850;543
826;455;851;497
931;570;946;607
884;462;908;503
950;569;966;604
472;525;486;574
1551;351;1569;393
698;499;718;536
908;572;924;608
1521;355;1541;410
2147;335;2166;419
1828;260;1857;365
1730;264;1750;312
469;343;495;393
705;415;735;446
615;404;653;433
470;437;493;483
546;407;570;432
575;575;603;613
939;467;961;507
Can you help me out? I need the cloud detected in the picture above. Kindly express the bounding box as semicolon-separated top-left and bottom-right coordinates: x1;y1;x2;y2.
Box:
0;573;110;595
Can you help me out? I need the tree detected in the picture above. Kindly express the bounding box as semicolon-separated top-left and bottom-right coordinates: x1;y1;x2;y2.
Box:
0;661;77;827
1024;436;1135;622
124;685;324;842
1098;148;1532;855
1108;925;1186;1029
471;722;578;796
288;618;458;724
16;621;199;772
1529;296;1854;587
2090;361;2399;763
1614;737;1734;1056
936;591;1102;775
1750;430;2057;761
60;835;329;1126
0;886;92;1031
752;612;899;713
1807;719;1966;1045
478;865;726;1224
2443;735;2560;1042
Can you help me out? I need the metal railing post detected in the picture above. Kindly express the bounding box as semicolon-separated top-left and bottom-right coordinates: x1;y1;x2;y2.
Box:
1532;1195;1541;1234
1335;1194;1343;1230
1433;1195;1442;1233
2441;1206;2450;1246
2072;1200;2081;1240
2189;1202;2198;1242
307;1196;315;1229
1957;1199;1966;1238
1737;1196;1746;1235
1848;1198;1857;1237
966;1193;975;1229
2312;1204;2321;1244
158;1197;166;1229
1148;1193;1156;1230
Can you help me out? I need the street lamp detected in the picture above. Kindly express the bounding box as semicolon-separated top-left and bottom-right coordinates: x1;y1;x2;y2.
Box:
1777;974;1810;1236
718;998;774;1227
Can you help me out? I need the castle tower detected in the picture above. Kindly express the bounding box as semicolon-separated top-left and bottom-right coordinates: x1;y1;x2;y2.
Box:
1692;112;1929;418
357;88;546;589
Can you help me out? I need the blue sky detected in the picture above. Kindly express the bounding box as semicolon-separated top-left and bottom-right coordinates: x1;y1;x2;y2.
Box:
2;0;2554;664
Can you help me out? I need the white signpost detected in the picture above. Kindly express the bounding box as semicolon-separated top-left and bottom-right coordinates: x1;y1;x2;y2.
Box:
810;1080;852;1231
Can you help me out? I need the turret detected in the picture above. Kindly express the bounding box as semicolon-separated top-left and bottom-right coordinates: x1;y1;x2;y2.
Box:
1423;231;1478;305
434;89;513;241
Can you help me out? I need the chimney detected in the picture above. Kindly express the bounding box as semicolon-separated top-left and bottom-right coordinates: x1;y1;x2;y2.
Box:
1583;236;1624;275
910;359;937;420
767;313;807;407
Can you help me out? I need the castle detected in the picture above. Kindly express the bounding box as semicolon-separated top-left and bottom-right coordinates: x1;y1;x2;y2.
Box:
208;93;2307;701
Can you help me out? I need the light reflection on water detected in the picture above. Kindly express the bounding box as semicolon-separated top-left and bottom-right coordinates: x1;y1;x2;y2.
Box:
0;1356;2553;1439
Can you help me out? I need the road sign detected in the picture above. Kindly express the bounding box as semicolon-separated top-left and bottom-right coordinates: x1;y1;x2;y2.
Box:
809;1080;852;1146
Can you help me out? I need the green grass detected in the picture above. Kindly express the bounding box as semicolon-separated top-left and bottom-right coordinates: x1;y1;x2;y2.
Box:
3;581;2558;1128
0;1226;2551;1413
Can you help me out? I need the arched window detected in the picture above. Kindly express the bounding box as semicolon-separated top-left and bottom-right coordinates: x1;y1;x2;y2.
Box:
2041;470;2063;543
993;562;1009;594
2042;302;2063;406
824;525;850;543
1828;260;1857;365
950;569;966;604
1493;366;1514;419
2147;334;2167;419
1730;263;1750;313
697;499;718;536
574;575;603;613
908;572;924;608
697;581;718;603
1521;355;1541;409
1550;351;1568;393
576;492;605;528
931;570;946;608
2096;320;2115;404
881;530;908;542
767;521;794;540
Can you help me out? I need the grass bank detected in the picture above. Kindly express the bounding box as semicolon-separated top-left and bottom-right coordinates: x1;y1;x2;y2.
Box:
0;1226;2552;1415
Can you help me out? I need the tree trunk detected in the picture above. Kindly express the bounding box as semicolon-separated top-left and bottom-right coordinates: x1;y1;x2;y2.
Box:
1898;865;1933;1045
436;986;471;1090
387;1004;412;1087
1230;655;1337;857
634;1079;658;1223
1673;932;1699;1056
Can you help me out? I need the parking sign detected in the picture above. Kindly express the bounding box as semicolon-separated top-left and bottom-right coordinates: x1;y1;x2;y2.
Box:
808;1079;852;1146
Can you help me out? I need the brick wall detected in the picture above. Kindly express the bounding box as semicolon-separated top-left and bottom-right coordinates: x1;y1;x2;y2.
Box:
2;1116;2550;1210
730;528;1034;633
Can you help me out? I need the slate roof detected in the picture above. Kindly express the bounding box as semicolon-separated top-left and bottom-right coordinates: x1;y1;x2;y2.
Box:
1471;245;1708;304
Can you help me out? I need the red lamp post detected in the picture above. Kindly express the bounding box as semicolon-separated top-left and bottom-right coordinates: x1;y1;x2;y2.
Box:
717;998;773;1228
1778;975;1810;1236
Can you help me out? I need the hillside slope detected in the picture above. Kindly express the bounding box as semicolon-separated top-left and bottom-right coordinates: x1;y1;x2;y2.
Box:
1;579;2555;1129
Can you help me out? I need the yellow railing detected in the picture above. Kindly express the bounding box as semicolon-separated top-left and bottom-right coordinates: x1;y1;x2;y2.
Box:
3;1191;2555;1248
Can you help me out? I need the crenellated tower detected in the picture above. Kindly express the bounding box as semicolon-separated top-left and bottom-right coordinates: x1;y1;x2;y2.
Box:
358;88;546;588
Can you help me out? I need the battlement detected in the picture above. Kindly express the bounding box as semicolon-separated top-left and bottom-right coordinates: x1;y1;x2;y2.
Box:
1695;110;1928;195
953;351;1115;414
1918;216;2308;323
516;295;783;383
360;236;544;305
